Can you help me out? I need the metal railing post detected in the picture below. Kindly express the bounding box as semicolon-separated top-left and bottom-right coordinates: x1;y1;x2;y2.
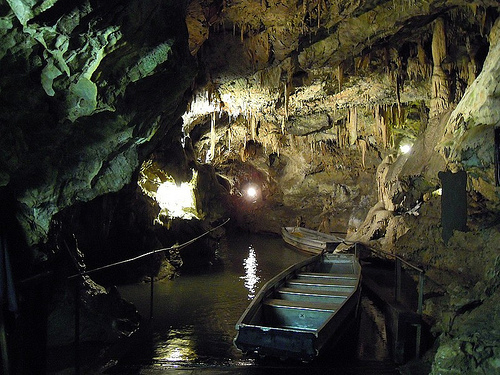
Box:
395;257;402;303
0;307;9;375
415;271;425;358
150;269;154;320
355;240;426;361
74;281;80;375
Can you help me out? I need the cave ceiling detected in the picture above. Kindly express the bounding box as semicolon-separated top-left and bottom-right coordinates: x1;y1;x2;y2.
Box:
0;0;499;245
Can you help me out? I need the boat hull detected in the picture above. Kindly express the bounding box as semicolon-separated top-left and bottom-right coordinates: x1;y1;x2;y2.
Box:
281;227;343;254
234;253;361;361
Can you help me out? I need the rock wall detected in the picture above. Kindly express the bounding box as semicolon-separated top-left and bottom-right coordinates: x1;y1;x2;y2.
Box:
0;0;196;247
351;18;500;374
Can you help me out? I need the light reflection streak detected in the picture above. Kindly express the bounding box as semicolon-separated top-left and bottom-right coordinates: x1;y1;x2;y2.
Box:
153;328;197;364
240;245;260;299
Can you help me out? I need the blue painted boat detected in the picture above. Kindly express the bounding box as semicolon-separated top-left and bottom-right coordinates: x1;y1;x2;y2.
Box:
234;252;361;361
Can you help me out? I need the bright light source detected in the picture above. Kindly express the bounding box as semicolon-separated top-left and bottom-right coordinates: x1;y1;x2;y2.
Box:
154;171;198;220
400;143;412;154
243;184;260;202
246;186;257;198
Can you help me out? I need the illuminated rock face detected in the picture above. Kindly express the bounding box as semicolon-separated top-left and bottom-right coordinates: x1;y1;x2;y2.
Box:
181;1;500;237
0;0;196;245
1;0;498;246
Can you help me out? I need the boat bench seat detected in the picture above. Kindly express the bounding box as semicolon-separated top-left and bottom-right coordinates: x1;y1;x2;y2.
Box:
278;287;351;297
289;277;357;286
264;298;341;312
262;298;340;330
298;272;357;280
276;287;349;304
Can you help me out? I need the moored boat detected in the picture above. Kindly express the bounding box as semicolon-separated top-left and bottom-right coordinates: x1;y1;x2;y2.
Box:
281;226;344;254
234;252;362;362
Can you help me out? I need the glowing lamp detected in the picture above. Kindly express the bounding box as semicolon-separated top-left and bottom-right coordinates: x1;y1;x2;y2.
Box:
243;184;260;202
400;143;412;154
246;186;257;199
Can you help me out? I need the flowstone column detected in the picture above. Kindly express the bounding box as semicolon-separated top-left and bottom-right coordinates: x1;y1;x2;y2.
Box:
430;18;450;117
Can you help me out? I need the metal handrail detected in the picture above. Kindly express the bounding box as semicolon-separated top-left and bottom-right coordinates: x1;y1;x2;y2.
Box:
65;218;231;374
67;218;231;280
341;238;425;359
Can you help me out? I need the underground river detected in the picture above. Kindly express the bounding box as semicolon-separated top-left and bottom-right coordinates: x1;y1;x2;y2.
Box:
106;230;398;374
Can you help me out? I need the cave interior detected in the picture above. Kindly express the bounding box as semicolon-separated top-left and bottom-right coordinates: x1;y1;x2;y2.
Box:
1;0;500;374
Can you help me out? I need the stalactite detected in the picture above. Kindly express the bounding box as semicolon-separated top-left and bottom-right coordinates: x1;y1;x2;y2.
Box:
348;106;358;145
432;18;447;66
337;125;342;148
210;111;216;160
342;123;348;148
284;82;289;119
317;1;321;29
396;74;402;119
417;43;427;67
302;0;307;34
430;18;450;116
465;36;477;85
407;42;431;80
358;138;367;169
250;112;257;140
337;63;343;91
480;7;487;37
374;105;388;148
265;31;269;61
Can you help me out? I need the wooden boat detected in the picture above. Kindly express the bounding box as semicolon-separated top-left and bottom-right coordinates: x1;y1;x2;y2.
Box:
234;252;362;362
281;226;344;254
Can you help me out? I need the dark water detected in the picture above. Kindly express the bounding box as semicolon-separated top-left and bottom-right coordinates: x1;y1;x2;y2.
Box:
109;231;397;374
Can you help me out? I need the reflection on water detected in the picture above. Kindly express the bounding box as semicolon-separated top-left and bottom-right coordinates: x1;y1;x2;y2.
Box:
110;231;396;374
240;245;260;299
357;297;390;361
153;328;197;364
